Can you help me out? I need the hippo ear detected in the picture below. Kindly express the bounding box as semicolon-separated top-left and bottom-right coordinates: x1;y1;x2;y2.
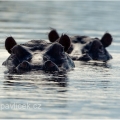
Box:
48;29;59;42
5;36;17;54
100;33;113;47
59;34;71;52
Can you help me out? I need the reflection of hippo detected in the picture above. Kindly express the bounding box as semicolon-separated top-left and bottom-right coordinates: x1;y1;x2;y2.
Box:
3;35;75;73
48;29;113;62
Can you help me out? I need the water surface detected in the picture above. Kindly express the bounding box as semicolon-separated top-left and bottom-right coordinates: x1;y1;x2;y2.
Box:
0;1;120;119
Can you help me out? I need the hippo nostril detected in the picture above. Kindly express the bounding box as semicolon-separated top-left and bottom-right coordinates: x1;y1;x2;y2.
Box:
15;61;32;73
94;58;98;60
43;60;60;72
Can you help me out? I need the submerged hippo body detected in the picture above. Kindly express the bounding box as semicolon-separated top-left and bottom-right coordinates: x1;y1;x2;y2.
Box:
3;35;75;74
48;29;113;62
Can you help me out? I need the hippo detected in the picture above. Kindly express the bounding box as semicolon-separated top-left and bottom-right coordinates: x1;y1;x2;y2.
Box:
48;29;113;62
2;35;75;74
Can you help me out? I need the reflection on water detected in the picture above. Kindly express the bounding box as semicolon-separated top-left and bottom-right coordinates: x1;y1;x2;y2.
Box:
4;72;68;88
0;1;120;119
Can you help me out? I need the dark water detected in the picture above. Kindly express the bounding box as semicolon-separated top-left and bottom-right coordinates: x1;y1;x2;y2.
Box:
0;1;120;119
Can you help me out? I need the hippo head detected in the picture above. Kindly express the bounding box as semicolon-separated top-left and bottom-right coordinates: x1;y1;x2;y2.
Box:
81;33;113;62
16;39;74;73
14;44;63;73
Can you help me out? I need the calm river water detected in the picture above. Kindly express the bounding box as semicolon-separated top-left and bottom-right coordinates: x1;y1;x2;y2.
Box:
0;1;120;119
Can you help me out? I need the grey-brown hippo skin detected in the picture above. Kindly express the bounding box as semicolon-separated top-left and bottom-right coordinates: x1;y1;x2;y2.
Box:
16;43;75;74
2;44;32;73
43;42;75;70
3;35;74;73
48;29;113;62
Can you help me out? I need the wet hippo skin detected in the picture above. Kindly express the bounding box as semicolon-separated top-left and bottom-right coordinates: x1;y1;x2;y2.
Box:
48;29;113;62
3;35;75;74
